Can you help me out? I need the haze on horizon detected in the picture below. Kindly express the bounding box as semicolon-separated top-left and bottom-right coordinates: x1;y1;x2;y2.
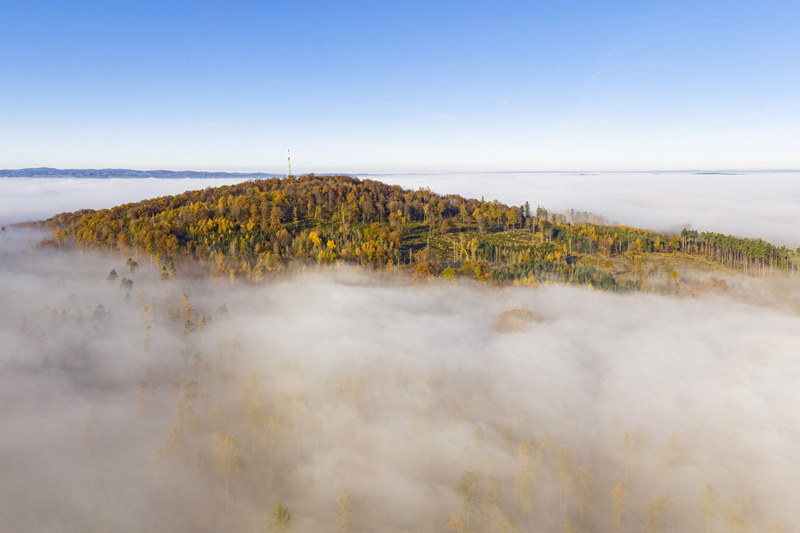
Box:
2;0;800;173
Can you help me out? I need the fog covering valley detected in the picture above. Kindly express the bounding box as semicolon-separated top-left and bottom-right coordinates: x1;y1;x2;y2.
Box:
1;177;799;532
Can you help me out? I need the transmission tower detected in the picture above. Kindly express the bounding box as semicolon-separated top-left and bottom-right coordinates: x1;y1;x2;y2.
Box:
287;149;291;177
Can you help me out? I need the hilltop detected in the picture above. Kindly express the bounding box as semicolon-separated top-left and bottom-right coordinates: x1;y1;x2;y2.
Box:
20;174;799;293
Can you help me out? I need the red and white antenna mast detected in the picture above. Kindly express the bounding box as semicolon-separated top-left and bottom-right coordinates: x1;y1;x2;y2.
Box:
287;149;291;177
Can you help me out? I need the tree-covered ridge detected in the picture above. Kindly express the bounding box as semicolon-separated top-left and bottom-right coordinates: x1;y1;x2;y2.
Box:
28;174;800;289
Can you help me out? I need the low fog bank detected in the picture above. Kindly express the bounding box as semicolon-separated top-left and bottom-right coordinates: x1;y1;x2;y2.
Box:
1;242;799;532
368;172;800;249
0;177;251;227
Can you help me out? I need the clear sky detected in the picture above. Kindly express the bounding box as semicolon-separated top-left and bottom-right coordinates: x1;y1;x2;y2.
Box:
2;0;799;173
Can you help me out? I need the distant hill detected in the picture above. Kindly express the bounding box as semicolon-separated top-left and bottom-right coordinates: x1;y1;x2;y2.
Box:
0;167;277;179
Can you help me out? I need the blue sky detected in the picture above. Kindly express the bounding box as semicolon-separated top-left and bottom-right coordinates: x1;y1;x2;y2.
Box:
1;0;799;173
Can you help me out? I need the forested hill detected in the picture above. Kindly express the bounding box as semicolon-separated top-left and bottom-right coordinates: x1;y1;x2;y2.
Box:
22;174;800;291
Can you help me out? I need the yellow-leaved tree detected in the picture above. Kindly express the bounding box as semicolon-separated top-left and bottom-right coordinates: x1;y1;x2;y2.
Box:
445;513;467;533
556;445;573;522
611;483;627;533
574;465;595;527
333;489;354;533
157;425;186;464
265;502;292;533
698;486;718;533
248;405;265;467
213;431;245;523
514;441;539;516
646;497;672;533
723;497;751;533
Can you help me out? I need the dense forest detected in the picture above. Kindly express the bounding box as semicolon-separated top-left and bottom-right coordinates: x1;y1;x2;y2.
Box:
23;174;800;291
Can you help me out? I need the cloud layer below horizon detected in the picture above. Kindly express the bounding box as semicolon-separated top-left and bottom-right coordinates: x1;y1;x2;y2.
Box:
0;240;798;531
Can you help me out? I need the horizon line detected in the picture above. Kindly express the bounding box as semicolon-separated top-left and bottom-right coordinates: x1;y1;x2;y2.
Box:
2;166;799;177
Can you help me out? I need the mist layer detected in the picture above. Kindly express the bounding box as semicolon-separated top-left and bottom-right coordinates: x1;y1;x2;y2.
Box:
0;240;797;532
